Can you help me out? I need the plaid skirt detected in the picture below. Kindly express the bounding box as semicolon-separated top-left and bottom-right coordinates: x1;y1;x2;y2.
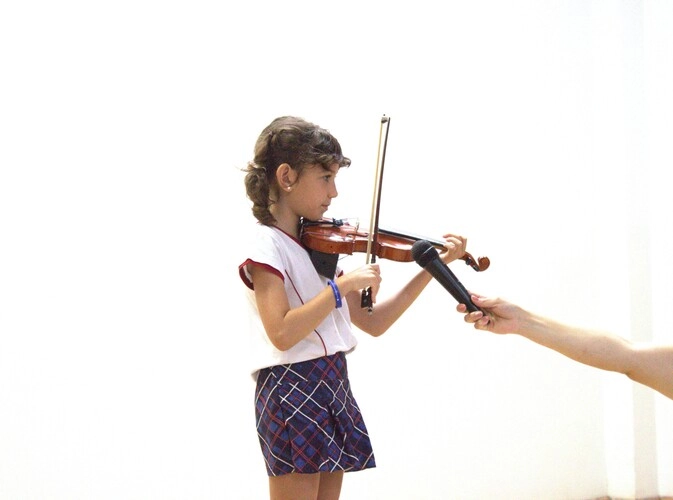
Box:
255;351;376;476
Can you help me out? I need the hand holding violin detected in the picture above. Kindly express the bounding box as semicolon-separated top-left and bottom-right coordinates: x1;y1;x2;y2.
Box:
436;233;468;267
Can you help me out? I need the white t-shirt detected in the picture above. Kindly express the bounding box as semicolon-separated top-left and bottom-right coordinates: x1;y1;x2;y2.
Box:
238;224;357;378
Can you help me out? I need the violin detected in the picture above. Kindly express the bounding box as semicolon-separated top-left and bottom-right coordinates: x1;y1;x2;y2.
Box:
303;115;489;313
301;217;490;272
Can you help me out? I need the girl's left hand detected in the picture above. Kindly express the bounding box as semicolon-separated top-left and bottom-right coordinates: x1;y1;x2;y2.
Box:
438;233;467;265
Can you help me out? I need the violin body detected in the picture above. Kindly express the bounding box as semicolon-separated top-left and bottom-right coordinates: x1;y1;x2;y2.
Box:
301;218;421;263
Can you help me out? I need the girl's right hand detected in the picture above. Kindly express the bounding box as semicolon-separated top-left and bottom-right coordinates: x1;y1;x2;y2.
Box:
337;264;382;302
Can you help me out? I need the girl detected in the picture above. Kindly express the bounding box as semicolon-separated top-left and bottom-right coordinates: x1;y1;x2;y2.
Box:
239;116;467;500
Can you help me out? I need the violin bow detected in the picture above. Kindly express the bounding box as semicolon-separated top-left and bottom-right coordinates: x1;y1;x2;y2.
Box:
361;115;391;313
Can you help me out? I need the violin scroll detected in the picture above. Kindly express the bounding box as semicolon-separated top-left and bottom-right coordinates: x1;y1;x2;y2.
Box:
462;252;490;272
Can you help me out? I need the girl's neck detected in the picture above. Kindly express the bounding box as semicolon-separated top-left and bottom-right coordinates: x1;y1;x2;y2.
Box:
271;210;300;239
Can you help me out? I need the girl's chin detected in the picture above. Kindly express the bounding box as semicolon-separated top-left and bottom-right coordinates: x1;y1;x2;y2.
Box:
301;212;324;222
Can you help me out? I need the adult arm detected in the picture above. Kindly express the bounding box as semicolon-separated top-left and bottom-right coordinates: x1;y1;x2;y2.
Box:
458;294;673;400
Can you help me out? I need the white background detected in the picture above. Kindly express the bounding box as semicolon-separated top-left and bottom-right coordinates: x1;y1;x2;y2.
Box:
1;1;672;499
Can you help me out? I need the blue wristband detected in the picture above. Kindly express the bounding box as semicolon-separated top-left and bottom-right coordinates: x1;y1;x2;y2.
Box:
327;279;342;308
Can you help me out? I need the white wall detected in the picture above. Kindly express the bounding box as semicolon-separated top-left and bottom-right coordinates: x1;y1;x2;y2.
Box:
1;1;671;499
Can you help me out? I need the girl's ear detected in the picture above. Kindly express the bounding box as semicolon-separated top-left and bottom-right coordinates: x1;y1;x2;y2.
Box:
276;163;297;190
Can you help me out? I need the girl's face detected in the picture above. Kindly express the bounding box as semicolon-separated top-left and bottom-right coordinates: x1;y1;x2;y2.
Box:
290;163;339;221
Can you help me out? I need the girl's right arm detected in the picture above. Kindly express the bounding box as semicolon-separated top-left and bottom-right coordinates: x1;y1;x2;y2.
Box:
249;264;380;351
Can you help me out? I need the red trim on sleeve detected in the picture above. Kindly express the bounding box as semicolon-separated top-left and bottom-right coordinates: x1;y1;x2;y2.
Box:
238;259;284;290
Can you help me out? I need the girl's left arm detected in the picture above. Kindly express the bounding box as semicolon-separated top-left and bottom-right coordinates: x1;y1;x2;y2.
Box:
348;233;467;336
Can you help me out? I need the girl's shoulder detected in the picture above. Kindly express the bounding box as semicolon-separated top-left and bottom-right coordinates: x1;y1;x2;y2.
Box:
251;223;302;247
244;224;299;260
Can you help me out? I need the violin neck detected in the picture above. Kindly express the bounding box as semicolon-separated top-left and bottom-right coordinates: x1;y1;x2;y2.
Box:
378;227;446;249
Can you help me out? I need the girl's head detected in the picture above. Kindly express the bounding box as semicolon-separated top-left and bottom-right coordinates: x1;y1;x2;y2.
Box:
244;116;351;225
